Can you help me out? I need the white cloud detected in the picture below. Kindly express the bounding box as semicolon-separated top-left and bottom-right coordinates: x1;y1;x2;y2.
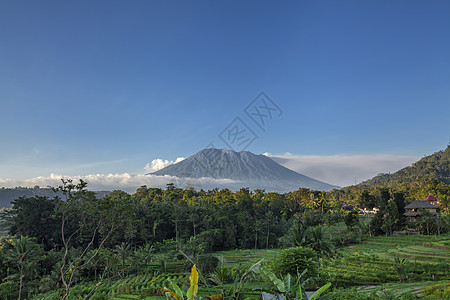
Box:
174;157;186;164
144;157;185;172
264;153;420;187
0;172;238;194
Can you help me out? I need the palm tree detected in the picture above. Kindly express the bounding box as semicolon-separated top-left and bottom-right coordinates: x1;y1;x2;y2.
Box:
85;249;101;279
309;192;328;213
134;244;154;274
290;222;308;247
114;242;131;277
307;226;333;257
305;226;333;272
7;236;41;300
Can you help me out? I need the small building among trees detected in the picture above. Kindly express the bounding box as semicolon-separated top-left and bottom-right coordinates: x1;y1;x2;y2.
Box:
404;199;439;223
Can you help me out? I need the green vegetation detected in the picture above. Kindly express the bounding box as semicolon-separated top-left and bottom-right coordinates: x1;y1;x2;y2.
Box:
0;186;109;209
363;144;450;186
259;266;331;300
213;249;281;269
0;176;449;299
341;234;450;263
26;233;449;299
10;234;445;299
270;247;317;278
324;280;450;299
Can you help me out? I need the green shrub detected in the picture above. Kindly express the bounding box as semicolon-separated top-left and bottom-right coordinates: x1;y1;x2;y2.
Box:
0;281;18;299
197;254;220;275
271;246;317;278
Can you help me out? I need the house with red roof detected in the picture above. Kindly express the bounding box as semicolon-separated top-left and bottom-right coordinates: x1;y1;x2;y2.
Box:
423;194;439;205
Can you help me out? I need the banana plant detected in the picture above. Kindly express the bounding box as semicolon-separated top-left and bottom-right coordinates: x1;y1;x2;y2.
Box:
223;259;263;300
164;261;263;300
162;264;199;300
259;266;331;300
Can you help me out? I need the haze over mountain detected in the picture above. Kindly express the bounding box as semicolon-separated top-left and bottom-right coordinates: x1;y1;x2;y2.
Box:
361;144;450;186
152;148;339;191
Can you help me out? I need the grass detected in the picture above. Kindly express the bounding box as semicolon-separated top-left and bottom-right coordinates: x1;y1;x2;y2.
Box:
342;233;450;263
326;280;450;299
213;248;282;269
110;296;165;299
357;280;450;296
323;234;450;287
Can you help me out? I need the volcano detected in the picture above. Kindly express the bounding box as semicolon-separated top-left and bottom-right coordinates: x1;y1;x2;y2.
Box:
152;148;339;192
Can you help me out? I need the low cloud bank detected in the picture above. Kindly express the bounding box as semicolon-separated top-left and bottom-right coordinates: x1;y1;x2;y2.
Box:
0;153;420;193
264;153;419;187
0;172;237;194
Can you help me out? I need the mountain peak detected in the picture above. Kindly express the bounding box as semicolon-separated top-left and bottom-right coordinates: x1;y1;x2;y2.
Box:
152;148;339;192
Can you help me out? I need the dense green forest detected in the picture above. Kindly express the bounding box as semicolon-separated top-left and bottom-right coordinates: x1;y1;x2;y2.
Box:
0;187;109;209
0;178;449;299
362;144;450;186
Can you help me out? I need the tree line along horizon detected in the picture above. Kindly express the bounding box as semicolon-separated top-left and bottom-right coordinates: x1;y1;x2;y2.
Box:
0;176;449;299
3;177;450;248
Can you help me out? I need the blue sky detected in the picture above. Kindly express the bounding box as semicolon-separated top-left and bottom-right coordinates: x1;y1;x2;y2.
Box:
0;1;449;187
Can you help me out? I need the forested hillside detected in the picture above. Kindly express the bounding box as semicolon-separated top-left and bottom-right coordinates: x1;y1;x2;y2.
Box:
0;186;109;208
362;144;450;186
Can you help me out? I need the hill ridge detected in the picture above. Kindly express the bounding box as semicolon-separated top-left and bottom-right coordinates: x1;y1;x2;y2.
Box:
361;144;450;186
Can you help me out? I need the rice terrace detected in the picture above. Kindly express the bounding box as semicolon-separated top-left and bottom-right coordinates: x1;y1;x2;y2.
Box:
27;229;450;299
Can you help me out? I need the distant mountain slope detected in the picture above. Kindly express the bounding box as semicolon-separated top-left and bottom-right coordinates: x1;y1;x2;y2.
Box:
361;144;450;186
152;148;339;191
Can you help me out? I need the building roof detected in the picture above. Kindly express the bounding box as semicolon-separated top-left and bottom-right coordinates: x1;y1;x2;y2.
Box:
405;200;438;209
424;194;439;202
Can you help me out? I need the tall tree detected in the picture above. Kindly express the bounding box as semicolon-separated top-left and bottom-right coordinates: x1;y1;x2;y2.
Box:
2;196;60;250
6;236;42;300
382;200;399;235
360;191;376;210
53;179;134;300
392;192;406;226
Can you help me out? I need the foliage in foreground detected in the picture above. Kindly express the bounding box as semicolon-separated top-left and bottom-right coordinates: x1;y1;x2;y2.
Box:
259;266;331;300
